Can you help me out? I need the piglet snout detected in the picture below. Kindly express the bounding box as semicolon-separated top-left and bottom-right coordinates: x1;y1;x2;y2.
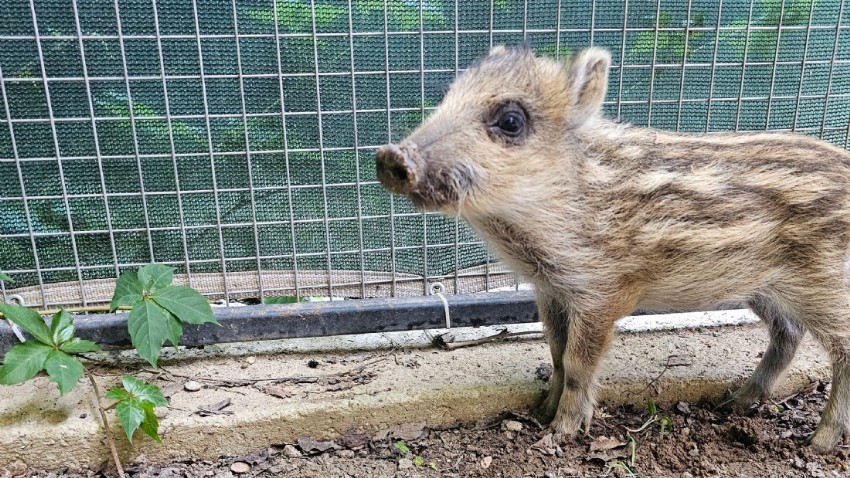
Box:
375;143;420;195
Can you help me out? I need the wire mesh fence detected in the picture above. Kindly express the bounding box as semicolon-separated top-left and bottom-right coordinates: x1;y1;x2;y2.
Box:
1;0;849;309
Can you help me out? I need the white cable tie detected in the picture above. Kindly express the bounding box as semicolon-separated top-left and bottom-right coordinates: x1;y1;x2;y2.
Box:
4;294;27;342
429;282;451;329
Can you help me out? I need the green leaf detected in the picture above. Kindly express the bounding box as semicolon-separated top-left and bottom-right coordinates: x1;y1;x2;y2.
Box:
122;374;168;407
413;455;424;467
0;271;12;283
262;296;304;304
165;311;182;350
44;350;84;395
59;338;102;354
138;264;174;294
394;441;410;454
647;399;657;416
50;309;75;345
106;386;131;401
127;300;170;367
152;286;217;325
110;270;144;312
139;403;162;443
0;304;53;346
0;341;52;385
115;399;145;442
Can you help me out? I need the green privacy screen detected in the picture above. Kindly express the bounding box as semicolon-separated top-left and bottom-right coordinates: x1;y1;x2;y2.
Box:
1;0;849;307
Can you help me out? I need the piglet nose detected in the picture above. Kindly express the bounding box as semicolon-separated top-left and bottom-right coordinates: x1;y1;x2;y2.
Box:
375;143;419;195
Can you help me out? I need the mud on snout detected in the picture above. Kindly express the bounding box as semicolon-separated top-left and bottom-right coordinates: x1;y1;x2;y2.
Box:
375;141;478;211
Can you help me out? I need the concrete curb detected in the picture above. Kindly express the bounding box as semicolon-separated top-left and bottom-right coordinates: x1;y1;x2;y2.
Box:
0;322;831;472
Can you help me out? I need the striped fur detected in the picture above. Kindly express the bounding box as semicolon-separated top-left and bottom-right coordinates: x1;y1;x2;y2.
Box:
375;45;850;452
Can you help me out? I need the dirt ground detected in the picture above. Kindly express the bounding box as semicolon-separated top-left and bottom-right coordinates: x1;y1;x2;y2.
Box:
14;380;850;478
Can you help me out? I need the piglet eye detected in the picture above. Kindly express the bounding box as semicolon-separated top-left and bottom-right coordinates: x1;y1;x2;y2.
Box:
496;110;525;136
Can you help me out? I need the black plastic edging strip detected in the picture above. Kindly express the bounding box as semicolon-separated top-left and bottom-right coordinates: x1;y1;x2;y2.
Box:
0;291;539;355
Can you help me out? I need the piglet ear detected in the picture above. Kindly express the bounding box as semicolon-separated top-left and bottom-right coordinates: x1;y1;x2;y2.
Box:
565;47;611;129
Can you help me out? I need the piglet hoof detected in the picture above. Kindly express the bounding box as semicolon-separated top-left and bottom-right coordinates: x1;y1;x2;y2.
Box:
808;423;848;453
715;386;766;413
531;402;558;426
549;412;588;439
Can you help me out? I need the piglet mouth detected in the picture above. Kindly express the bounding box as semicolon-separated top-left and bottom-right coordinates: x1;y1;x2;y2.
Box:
375;143;420;195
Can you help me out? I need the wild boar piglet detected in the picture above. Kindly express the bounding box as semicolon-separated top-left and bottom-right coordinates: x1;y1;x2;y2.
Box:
375;45;850;452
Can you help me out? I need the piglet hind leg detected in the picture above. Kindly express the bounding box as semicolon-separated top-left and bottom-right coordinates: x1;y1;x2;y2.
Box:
720;293;806;411
779;283;850;452
808;322;850;452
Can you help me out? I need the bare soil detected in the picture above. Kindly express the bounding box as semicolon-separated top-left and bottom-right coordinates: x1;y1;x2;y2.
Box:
16;380;850;478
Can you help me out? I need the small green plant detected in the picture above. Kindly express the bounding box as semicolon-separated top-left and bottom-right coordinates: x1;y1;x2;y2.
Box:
393;440;410;454
110;263;219;366
0;271;12;283
627;399;673;437
0;305;101;394
605;460;640;477
106;375;169;443
0;263;220;477
393;440;434;468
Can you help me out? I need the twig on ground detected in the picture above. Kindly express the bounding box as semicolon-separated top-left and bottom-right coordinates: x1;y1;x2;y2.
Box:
625;354;692;399
140;356;389;389
86;368;126;478
435;329;543;350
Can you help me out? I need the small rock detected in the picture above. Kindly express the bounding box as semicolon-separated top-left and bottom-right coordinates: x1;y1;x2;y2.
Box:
676;401;691;414
481;456;493;469
781;430;793;439
247;356;256;364
682;473;694;478
184;381;202;392
398;458;414;470
502;420;523;432
505;431;515;440
341;427;371;450
282;445;302;458
230;462;250;474
79;413;87;419
297;436;339;454
336;449;355;459
544;471;557;478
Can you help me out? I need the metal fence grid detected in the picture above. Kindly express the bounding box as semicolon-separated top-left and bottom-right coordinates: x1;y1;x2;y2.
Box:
1;0;849;309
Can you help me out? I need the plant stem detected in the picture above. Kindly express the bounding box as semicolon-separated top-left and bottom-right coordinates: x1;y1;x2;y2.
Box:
86;368;127;478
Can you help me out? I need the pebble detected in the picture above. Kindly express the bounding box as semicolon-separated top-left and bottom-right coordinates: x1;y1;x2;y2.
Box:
336;449;355;459
230;462;250;474
481;456;493;469
282;444;302;458
503;420;523;432
184;381;202;392
398;458;414;470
